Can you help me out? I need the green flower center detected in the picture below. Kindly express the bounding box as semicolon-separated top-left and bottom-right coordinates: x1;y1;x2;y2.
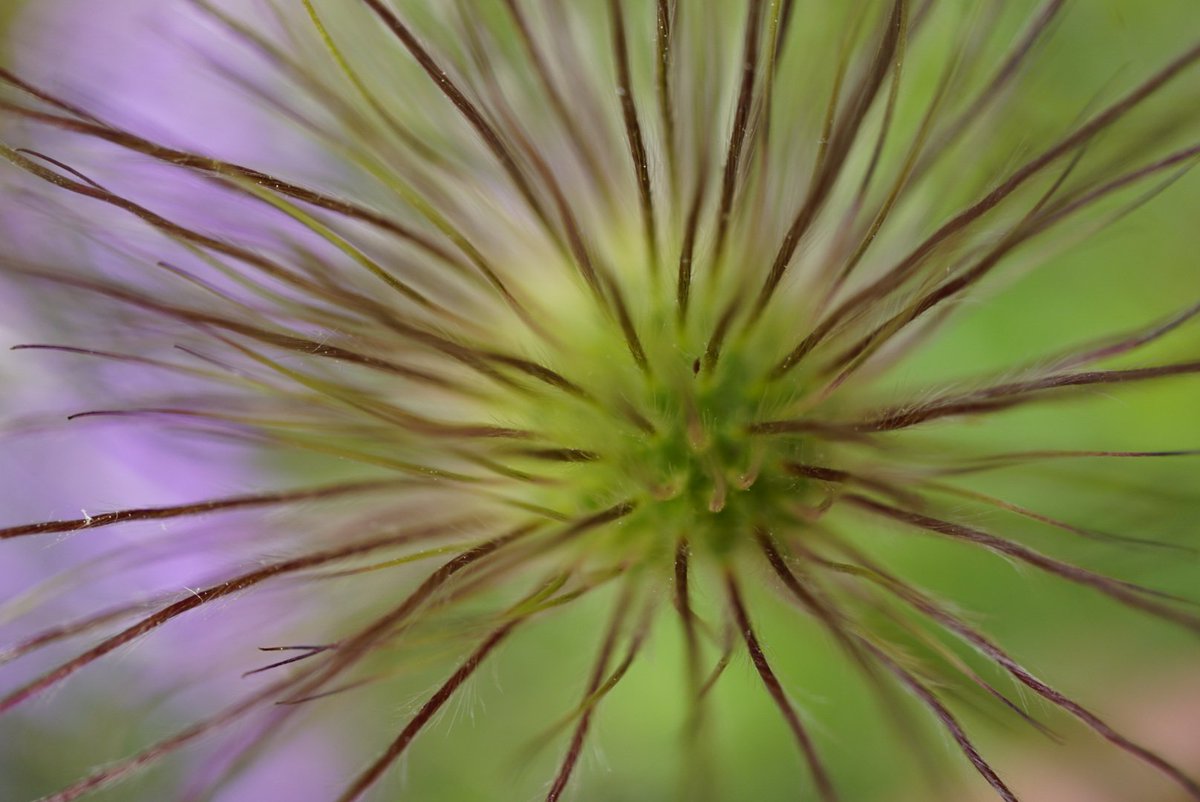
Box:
498;270;815;556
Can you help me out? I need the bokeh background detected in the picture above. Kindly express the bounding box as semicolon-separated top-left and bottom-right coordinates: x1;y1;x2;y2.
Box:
1;1;1198;800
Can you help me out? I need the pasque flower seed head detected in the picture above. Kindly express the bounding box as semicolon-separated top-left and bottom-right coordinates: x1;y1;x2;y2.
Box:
1;1;1199;800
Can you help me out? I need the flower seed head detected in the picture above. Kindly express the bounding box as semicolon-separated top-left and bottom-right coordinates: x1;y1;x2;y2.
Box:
1;1;1199;801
